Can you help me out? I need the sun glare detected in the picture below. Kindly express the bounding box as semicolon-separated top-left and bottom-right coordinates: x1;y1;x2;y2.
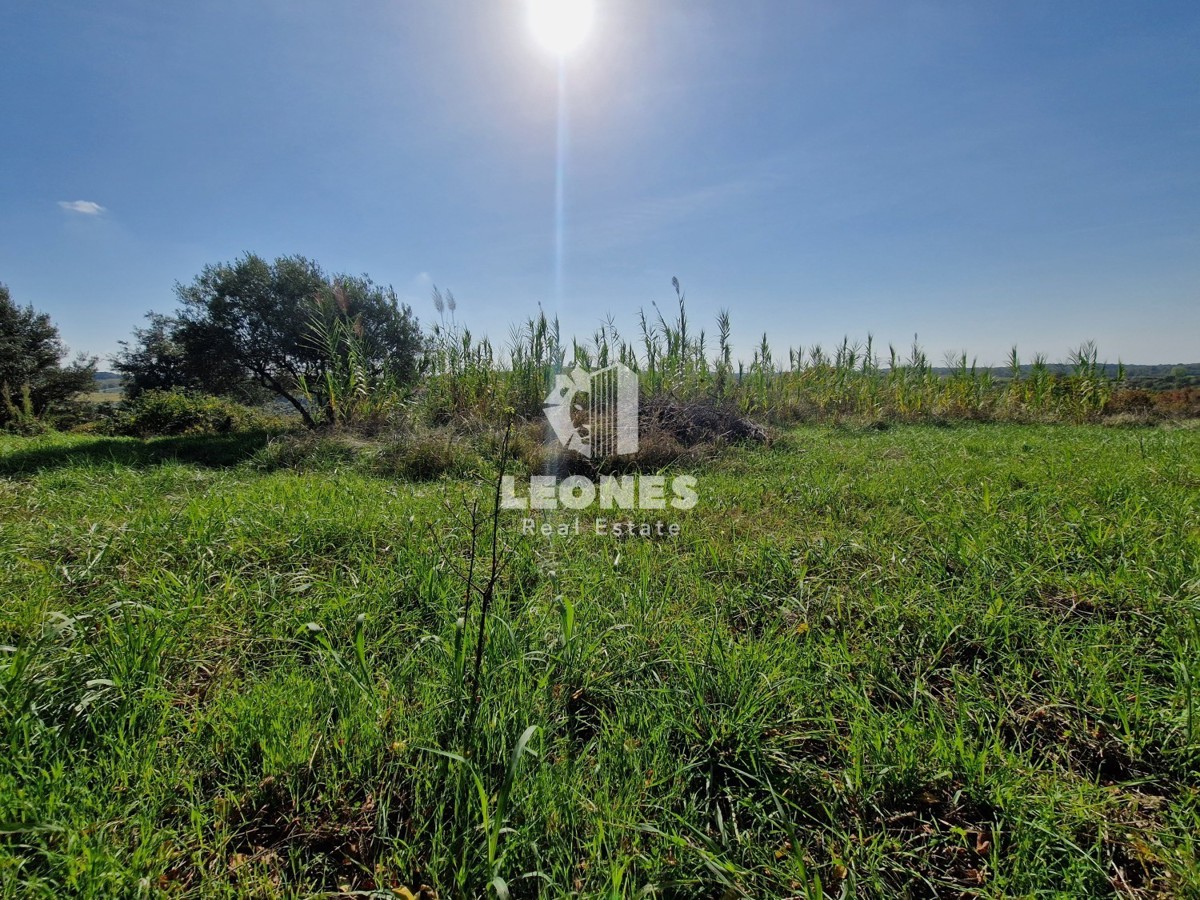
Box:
528;0;594;57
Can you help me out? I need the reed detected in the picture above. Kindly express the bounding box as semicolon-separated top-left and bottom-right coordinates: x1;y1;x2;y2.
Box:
406;280;1127;430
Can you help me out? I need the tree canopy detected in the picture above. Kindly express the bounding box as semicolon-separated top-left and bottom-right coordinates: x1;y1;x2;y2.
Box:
116;255;422;427
0;283;96;426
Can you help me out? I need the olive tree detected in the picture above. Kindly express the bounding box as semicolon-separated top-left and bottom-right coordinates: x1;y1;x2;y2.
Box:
117;255;422;427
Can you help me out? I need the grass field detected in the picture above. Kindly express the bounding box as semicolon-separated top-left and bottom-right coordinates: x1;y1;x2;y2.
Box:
1;425;1198;897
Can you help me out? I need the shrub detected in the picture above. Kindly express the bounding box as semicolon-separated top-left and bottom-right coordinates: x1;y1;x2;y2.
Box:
1105;389;1156;416
369;429;482;481
597;426;694;474
249;428;483;480
251;433;366;472
44;399;114;433
507;421;553;475
109;389;284;437
1153;388;1200;419
503;398;764;478
1;384;46;435
67;420;107;435
640;395;768;447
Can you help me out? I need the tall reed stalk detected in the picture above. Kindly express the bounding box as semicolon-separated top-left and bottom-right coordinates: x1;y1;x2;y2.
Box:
405;280;1126;429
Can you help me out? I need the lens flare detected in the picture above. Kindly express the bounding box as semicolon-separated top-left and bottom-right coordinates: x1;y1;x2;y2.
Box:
528;0;594;57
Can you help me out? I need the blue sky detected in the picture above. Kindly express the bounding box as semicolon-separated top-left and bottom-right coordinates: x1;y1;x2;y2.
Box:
2;0;1198;366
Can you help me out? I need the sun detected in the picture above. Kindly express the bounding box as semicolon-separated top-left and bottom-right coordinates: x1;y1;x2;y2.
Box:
528;0;595;57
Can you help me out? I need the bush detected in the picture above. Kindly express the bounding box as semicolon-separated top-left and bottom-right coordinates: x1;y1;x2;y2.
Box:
640;396;768;447
67;420;107;435
502;399;767;478
249;428;482;480
251;433;366;472
1152;388;1200;419
1105;389;1156;416
507;421;555;475
109;390;285;437
369;430;482;481
1;416;48;437
598;426;694;474
44;399;113;433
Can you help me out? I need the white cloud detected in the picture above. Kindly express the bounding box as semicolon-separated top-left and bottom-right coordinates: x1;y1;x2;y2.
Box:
58;200;105;215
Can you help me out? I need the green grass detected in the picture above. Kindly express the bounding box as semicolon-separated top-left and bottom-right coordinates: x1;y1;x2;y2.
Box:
1;425;1198;897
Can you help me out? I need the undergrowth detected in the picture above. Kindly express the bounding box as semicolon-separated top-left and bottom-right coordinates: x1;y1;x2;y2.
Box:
0;425;1197;896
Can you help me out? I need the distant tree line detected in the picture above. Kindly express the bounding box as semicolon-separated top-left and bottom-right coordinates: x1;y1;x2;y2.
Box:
3;255;1198;435
928;362;1200;390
